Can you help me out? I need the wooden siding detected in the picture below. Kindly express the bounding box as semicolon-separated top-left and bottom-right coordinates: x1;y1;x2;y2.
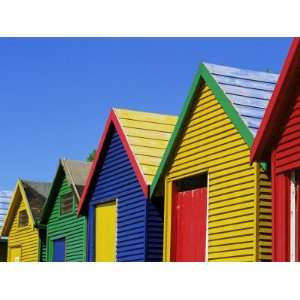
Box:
7;192;39;262
87;128;163;262
114;109;177;185
44;177;86;262
164;84;271;262
258;168;272;261
275;96;300;173
146;197;163;262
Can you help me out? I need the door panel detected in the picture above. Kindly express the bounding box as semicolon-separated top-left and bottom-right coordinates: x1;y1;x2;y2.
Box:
53;238;66;262
95;201;117;262
9;247;21;262
172;187;207;262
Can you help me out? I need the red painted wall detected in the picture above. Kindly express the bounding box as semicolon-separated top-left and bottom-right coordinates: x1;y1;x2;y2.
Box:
275;96;300;174
272;95;300;261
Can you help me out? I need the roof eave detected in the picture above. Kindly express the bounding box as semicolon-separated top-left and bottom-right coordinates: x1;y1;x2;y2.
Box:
150;62;256;198
78;109;149;215
251;38;300;163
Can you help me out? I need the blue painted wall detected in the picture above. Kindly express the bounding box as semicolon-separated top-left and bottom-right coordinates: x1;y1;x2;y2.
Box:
86;128;163;262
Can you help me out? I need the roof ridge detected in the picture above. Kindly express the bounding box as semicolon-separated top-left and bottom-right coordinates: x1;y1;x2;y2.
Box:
203;62;279;77
113;107;177;118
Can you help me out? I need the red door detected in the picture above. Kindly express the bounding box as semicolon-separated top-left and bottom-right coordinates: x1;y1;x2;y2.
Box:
171;187;208;262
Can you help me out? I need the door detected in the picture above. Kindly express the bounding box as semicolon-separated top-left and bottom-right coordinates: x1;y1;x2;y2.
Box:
172;187;208;262
9;247;21;262
95;201;117;262
53;238;66;262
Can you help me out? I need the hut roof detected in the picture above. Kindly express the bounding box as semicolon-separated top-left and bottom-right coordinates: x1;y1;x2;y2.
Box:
150;62;278;197
78;108;177;214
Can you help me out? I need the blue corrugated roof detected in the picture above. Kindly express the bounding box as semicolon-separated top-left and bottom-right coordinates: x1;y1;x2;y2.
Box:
0;191;12;229
204;63;279;136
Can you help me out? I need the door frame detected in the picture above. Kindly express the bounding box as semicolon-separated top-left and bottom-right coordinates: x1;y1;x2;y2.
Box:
94;199;118;262
170;173;209;262
48;235;66;262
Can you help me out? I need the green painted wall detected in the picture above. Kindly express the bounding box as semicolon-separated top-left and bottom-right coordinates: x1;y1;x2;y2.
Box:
41;176;87;262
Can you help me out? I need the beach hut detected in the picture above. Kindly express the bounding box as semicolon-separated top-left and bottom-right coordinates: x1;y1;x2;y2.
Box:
150;62;278;262
251;38;300;262
39;159;91;262
0;191;12;261
78;108;177;262
1;180;51;262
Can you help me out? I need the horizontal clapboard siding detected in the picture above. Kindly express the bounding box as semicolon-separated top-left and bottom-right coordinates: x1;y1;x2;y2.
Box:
275;96;300;173
8;195;39;262
167;84;258;262
146;197;163;261
40;230;47;262
88;129;162;262
258;169;272;261
45;177;86;262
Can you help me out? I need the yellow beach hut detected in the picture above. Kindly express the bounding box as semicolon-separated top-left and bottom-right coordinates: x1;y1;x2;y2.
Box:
150;63;278;262
1;179;51;262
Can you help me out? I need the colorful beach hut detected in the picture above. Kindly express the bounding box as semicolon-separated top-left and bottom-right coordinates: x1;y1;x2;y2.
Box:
39;159;91;262
0;191;12;261
1;180;51;262
251;38;300;262
78;108;177;262
151;63;278;262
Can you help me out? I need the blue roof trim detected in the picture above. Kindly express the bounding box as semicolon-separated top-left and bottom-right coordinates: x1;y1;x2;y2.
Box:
204;63;279;136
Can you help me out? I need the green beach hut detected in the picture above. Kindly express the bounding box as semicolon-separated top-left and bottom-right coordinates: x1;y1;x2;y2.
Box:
39;159;91;262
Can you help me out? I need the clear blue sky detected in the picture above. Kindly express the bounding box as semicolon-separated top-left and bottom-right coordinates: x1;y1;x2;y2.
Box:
0;38;292;190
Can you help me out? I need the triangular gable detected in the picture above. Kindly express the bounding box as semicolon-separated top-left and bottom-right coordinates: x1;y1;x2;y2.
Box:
40;159;91;224
251;38;300;162
78;109;149;214
78;108;177;214
150;62;278;197
1;180;35;236
113;109;177;185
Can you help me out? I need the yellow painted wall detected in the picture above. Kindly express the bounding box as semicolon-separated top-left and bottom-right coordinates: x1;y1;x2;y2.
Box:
7;190;39;262
164;84;272;262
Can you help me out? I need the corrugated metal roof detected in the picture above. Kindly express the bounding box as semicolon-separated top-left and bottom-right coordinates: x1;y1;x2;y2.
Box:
0;191;12;230
114;108;178;185
204;63;279;136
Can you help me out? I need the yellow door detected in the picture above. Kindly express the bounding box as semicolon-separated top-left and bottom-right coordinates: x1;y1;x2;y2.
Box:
95;201;117;262
9;247;22;262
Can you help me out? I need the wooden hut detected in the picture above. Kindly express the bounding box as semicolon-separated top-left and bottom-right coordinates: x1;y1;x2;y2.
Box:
251;38;300;262
78;108;177;262
0;191;12;261
39;159;91;262
150;63;278;262
1;180;51;262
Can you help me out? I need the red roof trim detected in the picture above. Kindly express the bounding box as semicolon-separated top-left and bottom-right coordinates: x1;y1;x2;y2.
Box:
77;110;149;215
251;38;300;162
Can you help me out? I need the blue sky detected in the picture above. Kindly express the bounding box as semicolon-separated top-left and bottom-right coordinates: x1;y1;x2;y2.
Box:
0;38;292;190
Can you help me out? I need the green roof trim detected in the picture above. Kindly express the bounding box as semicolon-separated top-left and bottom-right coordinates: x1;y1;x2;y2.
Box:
150;63;264;198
